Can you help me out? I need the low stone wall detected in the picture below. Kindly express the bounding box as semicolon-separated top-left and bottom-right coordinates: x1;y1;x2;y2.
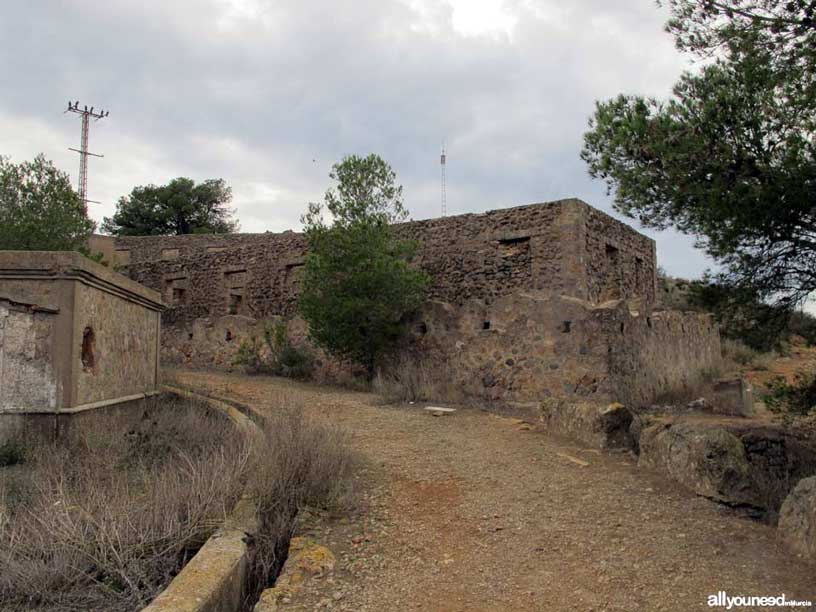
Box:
600;306;721;408
0;392;161;446
159;291;722;411
142;387;260;612
401;293;720;408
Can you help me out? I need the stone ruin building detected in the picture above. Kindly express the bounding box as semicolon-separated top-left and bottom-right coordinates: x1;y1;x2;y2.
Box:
96;197;720;410
0;251;162;442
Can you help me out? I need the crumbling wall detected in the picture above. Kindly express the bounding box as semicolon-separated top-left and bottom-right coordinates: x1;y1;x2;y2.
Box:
582;206;657;304
601;306;721;408
0;298;57;412
393;294;720;409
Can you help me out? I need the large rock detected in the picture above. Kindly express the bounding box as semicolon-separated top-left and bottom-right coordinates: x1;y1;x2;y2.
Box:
778;476;816;560
539;399;634;449
638;422;756;505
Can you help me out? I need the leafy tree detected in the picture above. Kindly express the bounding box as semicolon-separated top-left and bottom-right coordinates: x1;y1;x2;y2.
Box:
299;154;429;375
581;1;816;309
0;154;95;251
101;177;238;236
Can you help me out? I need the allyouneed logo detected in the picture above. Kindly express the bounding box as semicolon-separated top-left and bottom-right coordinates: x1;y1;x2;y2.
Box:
707;592;813;609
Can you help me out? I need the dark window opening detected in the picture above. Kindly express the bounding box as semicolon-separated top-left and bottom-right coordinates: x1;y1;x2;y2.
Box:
81;327;96;371
560;321;572;333
482;321;491;330
188;331;194;340
228;293;243;315
172;287;186;304
225;330;233;342
416;322;428;335
498;236;530;246
620;322;625;333
646;317;652;328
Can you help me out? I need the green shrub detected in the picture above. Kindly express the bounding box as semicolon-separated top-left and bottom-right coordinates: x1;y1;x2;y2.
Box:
233;336;265;374
233;321;314;379
0;438;25;468
763;371;816;416
788;310;816;346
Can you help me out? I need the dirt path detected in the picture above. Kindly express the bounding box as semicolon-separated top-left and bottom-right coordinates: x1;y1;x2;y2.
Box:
170;370;815;612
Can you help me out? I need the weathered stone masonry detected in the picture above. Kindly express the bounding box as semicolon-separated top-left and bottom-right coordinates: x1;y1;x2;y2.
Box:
110;198;718;407
115;198;657;322
0;251;163;441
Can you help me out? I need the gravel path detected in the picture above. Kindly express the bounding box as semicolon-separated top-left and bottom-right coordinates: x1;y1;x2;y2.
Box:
170;370;815;612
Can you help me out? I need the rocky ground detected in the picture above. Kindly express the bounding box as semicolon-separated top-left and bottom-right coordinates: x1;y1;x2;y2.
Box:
169;369;815;612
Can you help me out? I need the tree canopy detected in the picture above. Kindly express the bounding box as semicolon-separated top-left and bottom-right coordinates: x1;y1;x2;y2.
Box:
101;177;238;236
0;154;95;251
298;154;429;374
581;0;816;308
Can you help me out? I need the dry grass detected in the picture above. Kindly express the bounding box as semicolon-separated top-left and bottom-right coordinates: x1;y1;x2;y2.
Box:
373;354;463;404
721;338;777;371
0;396;251;612
247;406;358;597
0;392;358;612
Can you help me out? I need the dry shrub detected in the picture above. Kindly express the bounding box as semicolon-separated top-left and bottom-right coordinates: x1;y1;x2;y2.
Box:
721;338;777;370
0;394;359;612
372;354;461;404
0;398;250;612
246;407;357;595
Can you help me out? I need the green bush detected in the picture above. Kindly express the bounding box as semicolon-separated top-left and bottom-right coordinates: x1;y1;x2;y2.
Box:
233;321;314;379
763;371;816;416
788;310;816;346
233;336;265;374
0;438;25;468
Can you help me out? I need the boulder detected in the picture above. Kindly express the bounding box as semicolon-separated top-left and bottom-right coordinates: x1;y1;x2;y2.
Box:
539;399;634;449
778;476;816;560
638;422;756;505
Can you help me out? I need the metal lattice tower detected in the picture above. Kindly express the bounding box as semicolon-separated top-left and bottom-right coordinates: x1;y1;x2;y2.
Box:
440;143;447;217
66;101;108;210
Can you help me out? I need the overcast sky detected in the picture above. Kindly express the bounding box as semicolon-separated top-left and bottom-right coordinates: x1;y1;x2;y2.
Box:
1;0;715;278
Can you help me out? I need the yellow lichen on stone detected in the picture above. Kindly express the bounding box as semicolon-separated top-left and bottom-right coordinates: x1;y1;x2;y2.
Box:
295;540;336;575
253;537;337;611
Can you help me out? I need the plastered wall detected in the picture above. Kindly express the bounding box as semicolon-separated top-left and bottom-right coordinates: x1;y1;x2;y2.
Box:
0;299;58;412
0;251;163;413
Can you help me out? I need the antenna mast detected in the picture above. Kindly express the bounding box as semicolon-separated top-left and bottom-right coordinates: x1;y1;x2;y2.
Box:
440;143;447;217
66;100;108;210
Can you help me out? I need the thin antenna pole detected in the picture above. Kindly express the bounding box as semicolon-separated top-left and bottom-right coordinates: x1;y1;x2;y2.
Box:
440;143;447;217
66;101;108;211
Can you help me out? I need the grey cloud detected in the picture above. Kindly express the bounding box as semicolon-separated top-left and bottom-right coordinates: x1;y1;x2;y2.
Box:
2;0;709;279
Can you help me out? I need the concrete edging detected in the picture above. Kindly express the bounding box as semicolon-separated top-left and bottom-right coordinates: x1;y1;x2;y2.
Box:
141;385;261;612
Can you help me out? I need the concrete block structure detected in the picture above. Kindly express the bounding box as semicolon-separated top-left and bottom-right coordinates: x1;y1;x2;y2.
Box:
0;251;162;438
100;198;720;408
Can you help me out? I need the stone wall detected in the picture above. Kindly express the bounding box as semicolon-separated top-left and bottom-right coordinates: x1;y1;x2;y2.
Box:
602;306;721;408
0;251;163;414
582;205;657;304
116;199;658;330
398;293;721;409
73;277;162;406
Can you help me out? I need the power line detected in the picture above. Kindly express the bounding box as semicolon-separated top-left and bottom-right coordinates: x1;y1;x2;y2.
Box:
65;100;108;210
